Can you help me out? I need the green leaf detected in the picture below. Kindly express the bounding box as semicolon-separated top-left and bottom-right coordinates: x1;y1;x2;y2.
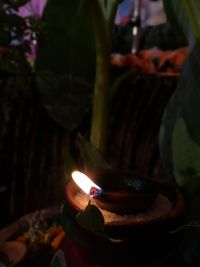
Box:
61;203;110;249
159;44;200;185
61;203;87;247
105;0;119;34
50;256;62;267
98;0;106;17
76;202;107;239
36;70;93;129
36;0;96;81
163;0;200;47
159;45;200;228
160;2;200;263
36;0;97;130
172;117;200;187
76;134;111;171
160;1;200;184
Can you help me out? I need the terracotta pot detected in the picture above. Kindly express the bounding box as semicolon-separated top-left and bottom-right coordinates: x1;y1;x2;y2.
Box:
66;169;184;239
51;169;185;267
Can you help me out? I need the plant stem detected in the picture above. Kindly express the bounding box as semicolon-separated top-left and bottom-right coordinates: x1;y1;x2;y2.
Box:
87;0;111;153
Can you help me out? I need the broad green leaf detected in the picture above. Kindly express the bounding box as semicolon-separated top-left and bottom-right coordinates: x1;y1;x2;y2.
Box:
76;202;107;239
36;0;96;129
76;134;111;171
50;255;62;267
160;1;200;183
172;117;200;187
156;1;200;262
61;203;91;248
159;44;200;263
61;203;110;249
36;70;93;129
105;0;119;33
172;117;200;222
159;44;200;185
98;0;106;17
36;0;96;81
159;45;200;232
163;0;200;47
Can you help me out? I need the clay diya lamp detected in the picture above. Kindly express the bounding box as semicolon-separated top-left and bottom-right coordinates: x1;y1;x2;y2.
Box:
66;169;185;240
54;169;185;267
71;169;159;214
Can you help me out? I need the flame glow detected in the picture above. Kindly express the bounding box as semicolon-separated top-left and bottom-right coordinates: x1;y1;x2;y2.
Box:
71;171;103;198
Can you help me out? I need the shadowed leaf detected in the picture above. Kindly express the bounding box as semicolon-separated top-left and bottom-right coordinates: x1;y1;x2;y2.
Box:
76;134;111;171
160;4;200;263
76;202;107;239
159;45;200;184
163;0;200;47
37;70;93;129
36;0;96;129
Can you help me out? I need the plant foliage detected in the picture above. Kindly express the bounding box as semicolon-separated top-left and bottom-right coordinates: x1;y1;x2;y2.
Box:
75;134;111;171
160;0;200;189
160;1;200;264
36;0;119;151
36;0;96;130
76;202;107;239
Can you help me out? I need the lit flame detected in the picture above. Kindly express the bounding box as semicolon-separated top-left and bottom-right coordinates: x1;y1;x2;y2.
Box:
71;171;103;198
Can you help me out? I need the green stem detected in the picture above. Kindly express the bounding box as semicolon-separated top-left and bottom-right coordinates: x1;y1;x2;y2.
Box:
87;0;111;153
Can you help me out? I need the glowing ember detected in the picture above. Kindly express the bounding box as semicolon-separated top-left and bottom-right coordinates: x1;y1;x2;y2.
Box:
71;171;103;198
